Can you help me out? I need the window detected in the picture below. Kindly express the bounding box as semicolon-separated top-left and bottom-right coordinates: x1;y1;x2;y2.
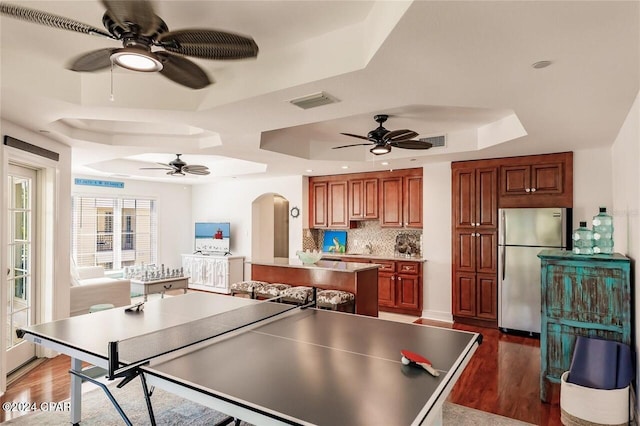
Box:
72;196;157;271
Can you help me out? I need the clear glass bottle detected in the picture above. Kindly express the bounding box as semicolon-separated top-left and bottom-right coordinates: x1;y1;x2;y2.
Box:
572;221;594;255
592;207;614;254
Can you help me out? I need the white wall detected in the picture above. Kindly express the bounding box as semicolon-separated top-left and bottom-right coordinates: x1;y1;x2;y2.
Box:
0;120;72;394
422;161;453;321
572;147;613;228
72;175;192;268
191;175;305;270
611;90;640;407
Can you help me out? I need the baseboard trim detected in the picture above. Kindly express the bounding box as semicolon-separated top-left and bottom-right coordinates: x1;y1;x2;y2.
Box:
421;309;453;323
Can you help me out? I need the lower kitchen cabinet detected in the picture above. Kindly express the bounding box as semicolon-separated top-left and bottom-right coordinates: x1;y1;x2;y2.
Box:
452;273;496;321
323;256;424;316
181;254;245;293
538;250;631;403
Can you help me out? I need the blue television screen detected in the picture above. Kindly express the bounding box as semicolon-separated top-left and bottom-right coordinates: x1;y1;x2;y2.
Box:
195;222;230;253
323;230;347;253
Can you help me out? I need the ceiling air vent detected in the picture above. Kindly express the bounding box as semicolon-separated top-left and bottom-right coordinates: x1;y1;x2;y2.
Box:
289;92;340;110
419;135;446;148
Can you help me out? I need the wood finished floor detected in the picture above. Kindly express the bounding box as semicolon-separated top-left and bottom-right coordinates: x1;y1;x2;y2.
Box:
0;319;562;425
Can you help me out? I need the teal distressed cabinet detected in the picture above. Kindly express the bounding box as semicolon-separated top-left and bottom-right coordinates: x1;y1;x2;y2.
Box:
538;250;632;402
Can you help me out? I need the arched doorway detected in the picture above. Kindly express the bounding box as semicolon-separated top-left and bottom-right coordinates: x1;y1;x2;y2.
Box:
251;193;289;260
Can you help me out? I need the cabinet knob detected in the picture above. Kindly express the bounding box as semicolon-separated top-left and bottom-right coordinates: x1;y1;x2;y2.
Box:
525;188;531;193
398;276;402;281
531;188;537;192
392;275;395;280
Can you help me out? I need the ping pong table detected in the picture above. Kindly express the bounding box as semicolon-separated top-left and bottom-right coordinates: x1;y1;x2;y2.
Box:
17;292;481;426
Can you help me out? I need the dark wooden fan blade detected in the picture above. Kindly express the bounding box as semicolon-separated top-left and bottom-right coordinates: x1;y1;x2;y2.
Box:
69;48;116;71
158;29;259;60
389;140;433;150
340;133;371;141
101;0;159;36
156;51;212;89
0;2;114;38
384;129;419;142
184;168;210;176
332;143;375;149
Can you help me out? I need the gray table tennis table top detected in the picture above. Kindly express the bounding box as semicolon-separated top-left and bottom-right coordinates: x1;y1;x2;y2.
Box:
20;292;481;426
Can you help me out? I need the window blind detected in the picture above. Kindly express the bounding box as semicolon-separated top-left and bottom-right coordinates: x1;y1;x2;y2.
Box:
72;196;157;271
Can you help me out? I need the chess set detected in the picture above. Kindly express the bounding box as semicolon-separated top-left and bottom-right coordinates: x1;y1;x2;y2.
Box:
123;263;184;282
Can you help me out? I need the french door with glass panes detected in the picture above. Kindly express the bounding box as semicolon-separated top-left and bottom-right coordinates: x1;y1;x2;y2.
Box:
6;164;37;373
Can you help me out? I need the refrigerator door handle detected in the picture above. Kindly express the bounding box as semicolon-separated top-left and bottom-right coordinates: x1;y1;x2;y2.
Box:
500;245;506;281
499;209;506;246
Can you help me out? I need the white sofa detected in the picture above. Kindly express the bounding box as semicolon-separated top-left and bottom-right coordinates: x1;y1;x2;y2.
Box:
70;266;131;316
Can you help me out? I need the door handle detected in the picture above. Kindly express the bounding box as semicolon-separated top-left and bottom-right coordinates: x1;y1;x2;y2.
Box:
501;246;506;281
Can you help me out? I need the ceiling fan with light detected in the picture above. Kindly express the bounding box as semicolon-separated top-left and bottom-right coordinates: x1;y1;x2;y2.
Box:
334;114;433;155
140;154;210;176
0;0;259;89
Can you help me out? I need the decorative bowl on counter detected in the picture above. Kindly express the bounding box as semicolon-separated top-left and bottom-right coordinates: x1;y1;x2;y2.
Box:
296;250;323;264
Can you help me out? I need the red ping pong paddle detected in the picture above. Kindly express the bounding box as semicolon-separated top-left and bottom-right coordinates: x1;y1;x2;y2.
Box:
401;349;440;377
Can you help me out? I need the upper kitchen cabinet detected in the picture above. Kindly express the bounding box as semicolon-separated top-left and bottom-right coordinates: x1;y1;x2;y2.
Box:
309;168;422;229
499;152;573;208
452;163;498;230
310;181;328;228
349;178;378;220
379;169;423;228
309;178;352;229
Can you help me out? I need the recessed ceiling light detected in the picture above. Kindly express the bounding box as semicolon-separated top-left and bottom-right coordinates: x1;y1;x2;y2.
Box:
341;166;349;169
306;169;313;173
381;162;389;166
532;60;552;69
38;130;50;133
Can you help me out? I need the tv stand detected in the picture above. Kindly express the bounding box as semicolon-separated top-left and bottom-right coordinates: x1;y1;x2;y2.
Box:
181;254;244;294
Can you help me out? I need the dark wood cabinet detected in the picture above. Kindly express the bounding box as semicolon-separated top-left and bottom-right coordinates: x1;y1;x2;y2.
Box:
328;181;349;227
349;178;378;220
309;168;422;229
453;165;498;229
309;178;351;229
323;256;423;316
310;181;328;228
379;171;423;228
451;160;498;326
499;152;573;208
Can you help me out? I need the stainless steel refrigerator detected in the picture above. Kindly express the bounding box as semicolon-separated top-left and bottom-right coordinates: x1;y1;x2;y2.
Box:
498;207;570;335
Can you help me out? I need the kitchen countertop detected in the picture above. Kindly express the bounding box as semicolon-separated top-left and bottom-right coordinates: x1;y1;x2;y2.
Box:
319;252;427;262
248;258;380;272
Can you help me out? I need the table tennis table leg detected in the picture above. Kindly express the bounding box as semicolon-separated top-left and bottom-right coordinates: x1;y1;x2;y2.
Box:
70;357;82;425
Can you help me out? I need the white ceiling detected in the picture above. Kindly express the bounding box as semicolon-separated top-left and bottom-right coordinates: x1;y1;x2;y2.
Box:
1;1;638;184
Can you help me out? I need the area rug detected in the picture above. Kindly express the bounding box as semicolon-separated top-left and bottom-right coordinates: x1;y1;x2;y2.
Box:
2;378;535;426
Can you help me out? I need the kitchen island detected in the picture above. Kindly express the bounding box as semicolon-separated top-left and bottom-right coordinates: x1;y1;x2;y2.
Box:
249;259;379;317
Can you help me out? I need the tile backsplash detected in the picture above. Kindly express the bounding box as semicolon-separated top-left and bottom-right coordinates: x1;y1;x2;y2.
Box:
303;221;422;257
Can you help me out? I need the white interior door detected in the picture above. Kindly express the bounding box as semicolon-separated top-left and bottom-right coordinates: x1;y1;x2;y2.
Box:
6;164;37;373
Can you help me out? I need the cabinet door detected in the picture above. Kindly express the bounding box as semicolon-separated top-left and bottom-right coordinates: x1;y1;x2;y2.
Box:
310;181;328;228
363;179;379;219
453;272;476;317
404;175;423;228
476;231;497;275
378;272;396;307
475;167;498;228
397;274;420;310
452;166;476;229
349;179;378;220
453;230;476;273
349;179;365;220
328;181;349;228
531;162;563;195
379;176;403;227
500;165;530;196
476;274;497;319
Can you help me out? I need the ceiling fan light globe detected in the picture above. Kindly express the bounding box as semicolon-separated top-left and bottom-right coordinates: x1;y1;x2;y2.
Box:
370;145;391;155
111;49;163;72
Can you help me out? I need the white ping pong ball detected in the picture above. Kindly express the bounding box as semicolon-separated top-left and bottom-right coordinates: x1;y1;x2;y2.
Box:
401;356;410;365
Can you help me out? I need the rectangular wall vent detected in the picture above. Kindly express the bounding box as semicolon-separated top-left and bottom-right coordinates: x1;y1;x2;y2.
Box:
419;135;446;148
289;92;340;110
